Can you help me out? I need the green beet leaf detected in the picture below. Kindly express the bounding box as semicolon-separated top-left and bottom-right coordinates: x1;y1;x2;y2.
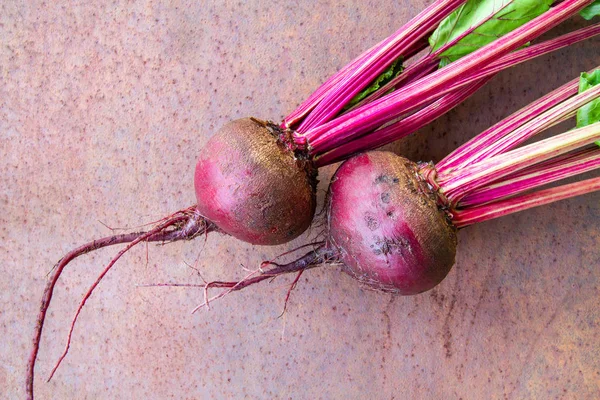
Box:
429;0;553;68
345;58;404;109
580;1;600;20
576;70;600;146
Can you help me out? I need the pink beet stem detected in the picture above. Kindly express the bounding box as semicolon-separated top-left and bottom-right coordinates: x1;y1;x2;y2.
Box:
353;2;593;110
283;40;385;129
437;24;600;172
436;77;580;173
457;146;600;207
446;80;600;178
293;0;467;134
439;122;600;204
26;207;211;400
345;0;513;111
284;35;431;131
437;22;600;114
452;176;600;228
314;78;491;167
302;0;594;155
314;24;600;165
332;0;533;121
437;83;600;198
346;53;440;112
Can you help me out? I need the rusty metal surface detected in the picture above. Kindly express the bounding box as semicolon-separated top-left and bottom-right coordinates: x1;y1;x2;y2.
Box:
1;1;599;398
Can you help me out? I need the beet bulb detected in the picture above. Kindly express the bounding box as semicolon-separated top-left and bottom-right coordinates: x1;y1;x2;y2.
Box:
194;118;317;245
327;151;457;294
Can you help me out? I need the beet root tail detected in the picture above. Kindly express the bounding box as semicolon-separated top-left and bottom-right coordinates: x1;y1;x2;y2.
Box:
26;206;214;400
190;244;336;312
140;244;336;312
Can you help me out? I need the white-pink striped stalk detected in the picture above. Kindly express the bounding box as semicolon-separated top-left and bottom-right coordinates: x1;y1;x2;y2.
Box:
436;78;581;173
282;47;375;129
439;122;600;204
345;0;520;111
345;54;440;112
451;176;600;227
313;78;491;167
435;24;600;172
282;35;429;130
444;22;600;96
313;25;600;166
457;146;600;207
350;7;600;111
437;81;600;192
298;0;594;155
288;0;468;134
446;82;600;175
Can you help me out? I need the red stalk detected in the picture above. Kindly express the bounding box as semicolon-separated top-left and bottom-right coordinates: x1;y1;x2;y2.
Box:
314;78;491;167
437;82;600;198
437;24;600;172
313;25;600;166
436;22;600;108
439;122;600;204
347;53;440;111
444;82;600;175
283;39;391;129
292;0;468;133
436;78;580;173
300;0;594;155
457;146;600;207
283;30;432;130
353;3;598;110
451;176;600;227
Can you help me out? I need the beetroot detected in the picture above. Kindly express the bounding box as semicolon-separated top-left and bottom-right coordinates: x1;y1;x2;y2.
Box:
328;152;456;294
194;118;317;245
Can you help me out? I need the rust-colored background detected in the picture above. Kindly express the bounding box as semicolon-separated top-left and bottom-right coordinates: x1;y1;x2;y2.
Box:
2;1;599;398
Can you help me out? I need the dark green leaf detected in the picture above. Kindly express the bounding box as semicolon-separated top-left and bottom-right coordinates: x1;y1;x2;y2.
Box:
429;0;553;67
345;58;404;109
576;70;600;146
580;1;600;20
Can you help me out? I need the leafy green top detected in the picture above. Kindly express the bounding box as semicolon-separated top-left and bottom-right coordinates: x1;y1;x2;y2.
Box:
580;1;600;20
346;58;404;109
576;70;600;145
346;0;562;110
429;0;553;67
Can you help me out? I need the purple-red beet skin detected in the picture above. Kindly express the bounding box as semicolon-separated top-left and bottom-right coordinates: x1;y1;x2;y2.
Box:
328;152;457;294
194;118;317;245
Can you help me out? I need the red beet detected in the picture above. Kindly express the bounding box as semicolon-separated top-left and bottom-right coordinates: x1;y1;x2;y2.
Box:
189;151;457;297
328;152;457;294
188;151;457;297
194;118;317;245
